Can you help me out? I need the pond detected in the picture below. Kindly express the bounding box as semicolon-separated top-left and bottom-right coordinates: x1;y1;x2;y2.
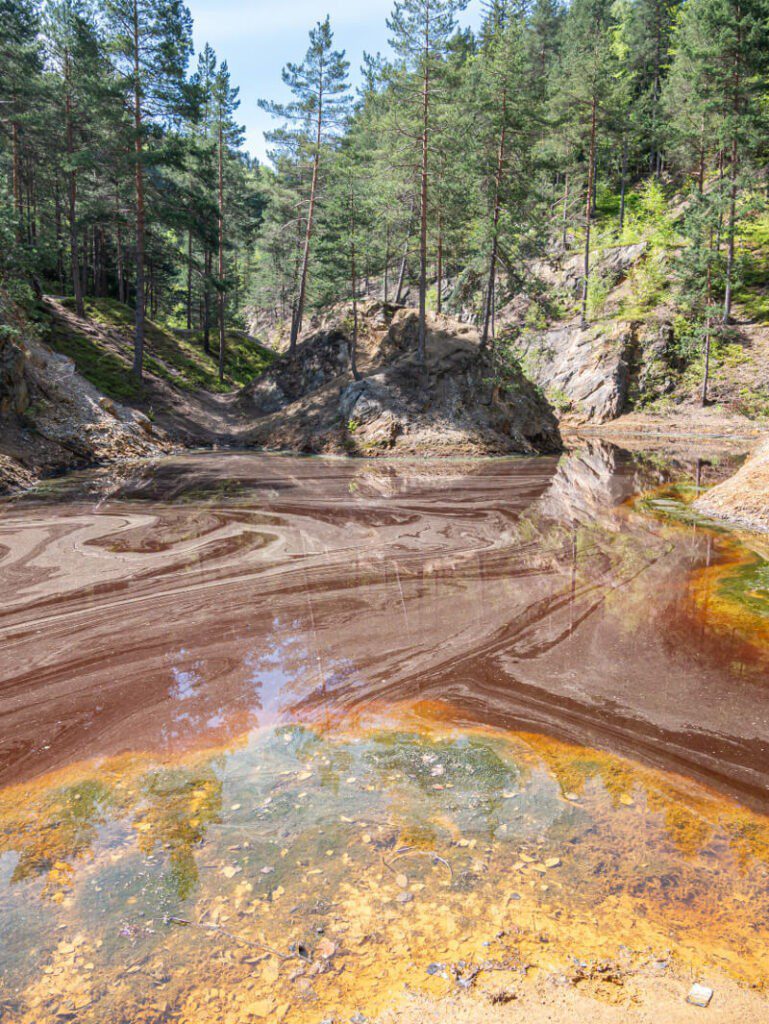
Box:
0;445;767;1023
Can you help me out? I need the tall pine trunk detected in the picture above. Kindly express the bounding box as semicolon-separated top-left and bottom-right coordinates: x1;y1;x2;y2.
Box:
64;54;84;317
290;62;325;356
482;89;506;347
417;8;430;365
217;118;226;382
132;0;146;381
436;213;443;315
349;195;361;381
203;248;211;354
619;135;627;235
12;123;22;242
580;96;597;327
395;198;414;304
116;192;125;305
187;230;193;330
383;224;390;303
702;258;713;406
722;143;738;324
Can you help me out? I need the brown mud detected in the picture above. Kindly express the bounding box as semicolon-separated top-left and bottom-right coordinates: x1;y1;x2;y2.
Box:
0;443;767;1022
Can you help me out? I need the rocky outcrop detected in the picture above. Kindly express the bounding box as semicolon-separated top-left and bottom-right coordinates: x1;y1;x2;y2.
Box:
240;307;561;457
0;452;36;494
0;328;171;494
339;311;560;455
0;333;30;419
529;242;647;297
512;318;636;423
694;439;769;532
243;327;352;414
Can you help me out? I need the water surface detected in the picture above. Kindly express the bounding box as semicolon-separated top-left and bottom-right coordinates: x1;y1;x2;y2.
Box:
0;446;767;1021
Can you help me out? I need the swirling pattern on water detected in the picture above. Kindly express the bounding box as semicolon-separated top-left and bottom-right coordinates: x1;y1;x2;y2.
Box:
0;445;767;809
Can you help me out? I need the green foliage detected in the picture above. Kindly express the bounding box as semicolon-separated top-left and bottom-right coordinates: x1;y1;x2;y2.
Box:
621;180;676;246
586;273;612;316
2;0;769;409
52;298;274;396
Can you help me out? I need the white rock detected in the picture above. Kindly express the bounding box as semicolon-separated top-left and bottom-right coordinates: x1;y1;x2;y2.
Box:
687;983;713;1008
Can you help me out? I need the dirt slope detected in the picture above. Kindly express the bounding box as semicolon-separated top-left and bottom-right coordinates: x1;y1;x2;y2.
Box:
694;436;769;531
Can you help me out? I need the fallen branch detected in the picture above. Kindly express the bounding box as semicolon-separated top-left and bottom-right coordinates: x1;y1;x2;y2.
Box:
167;916;292;960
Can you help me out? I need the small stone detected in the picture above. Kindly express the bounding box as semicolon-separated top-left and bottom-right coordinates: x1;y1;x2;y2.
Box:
687;984;713;1008
316;938;337;959
395;891;413;904
426;962;444;976
395;873;409;889
544;857;561;868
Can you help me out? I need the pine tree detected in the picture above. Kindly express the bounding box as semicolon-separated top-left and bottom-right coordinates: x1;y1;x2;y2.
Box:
550;0;621;325
259;17;350;356
45;0;109;316
212;59;243;380
387;0;468;363
104;0;192;379
472;3;538;344
0;0;44;245
672;0;768;322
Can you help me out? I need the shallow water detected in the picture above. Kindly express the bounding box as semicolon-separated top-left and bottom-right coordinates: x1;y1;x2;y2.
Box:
0;445;767;1021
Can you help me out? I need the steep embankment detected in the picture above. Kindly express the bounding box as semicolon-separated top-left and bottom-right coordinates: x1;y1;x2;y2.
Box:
694;438;769;531
0;314;171;495
1;299;561;493
502;235;769;445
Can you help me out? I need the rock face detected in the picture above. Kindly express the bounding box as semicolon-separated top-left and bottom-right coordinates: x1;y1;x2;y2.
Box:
500;242;690;425
509;306;684;425
694;439;769;531
0;328;171;494
243;328;352;414
339;311;560;455
512;319;636;423
0;334;30;419
529;243;647;297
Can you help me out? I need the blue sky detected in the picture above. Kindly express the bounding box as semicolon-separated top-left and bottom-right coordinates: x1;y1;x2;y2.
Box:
186;0;484;163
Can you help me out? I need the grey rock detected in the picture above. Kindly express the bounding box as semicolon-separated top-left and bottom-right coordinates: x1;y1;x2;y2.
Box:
512;319;635;423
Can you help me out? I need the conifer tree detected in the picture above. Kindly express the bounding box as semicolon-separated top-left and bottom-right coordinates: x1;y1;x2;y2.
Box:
45;0;107;316
550;0;621;325
259;17;350;356
667;0;768;322
212;59;243;380
0;0;43;244
387;0;468;363
104;0;193;379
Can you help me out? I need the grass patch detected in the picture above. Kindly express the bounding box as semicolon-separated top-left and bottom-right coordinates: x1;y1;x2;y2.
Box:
55;298;274;395
47;320;142;400
734;211;769;323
